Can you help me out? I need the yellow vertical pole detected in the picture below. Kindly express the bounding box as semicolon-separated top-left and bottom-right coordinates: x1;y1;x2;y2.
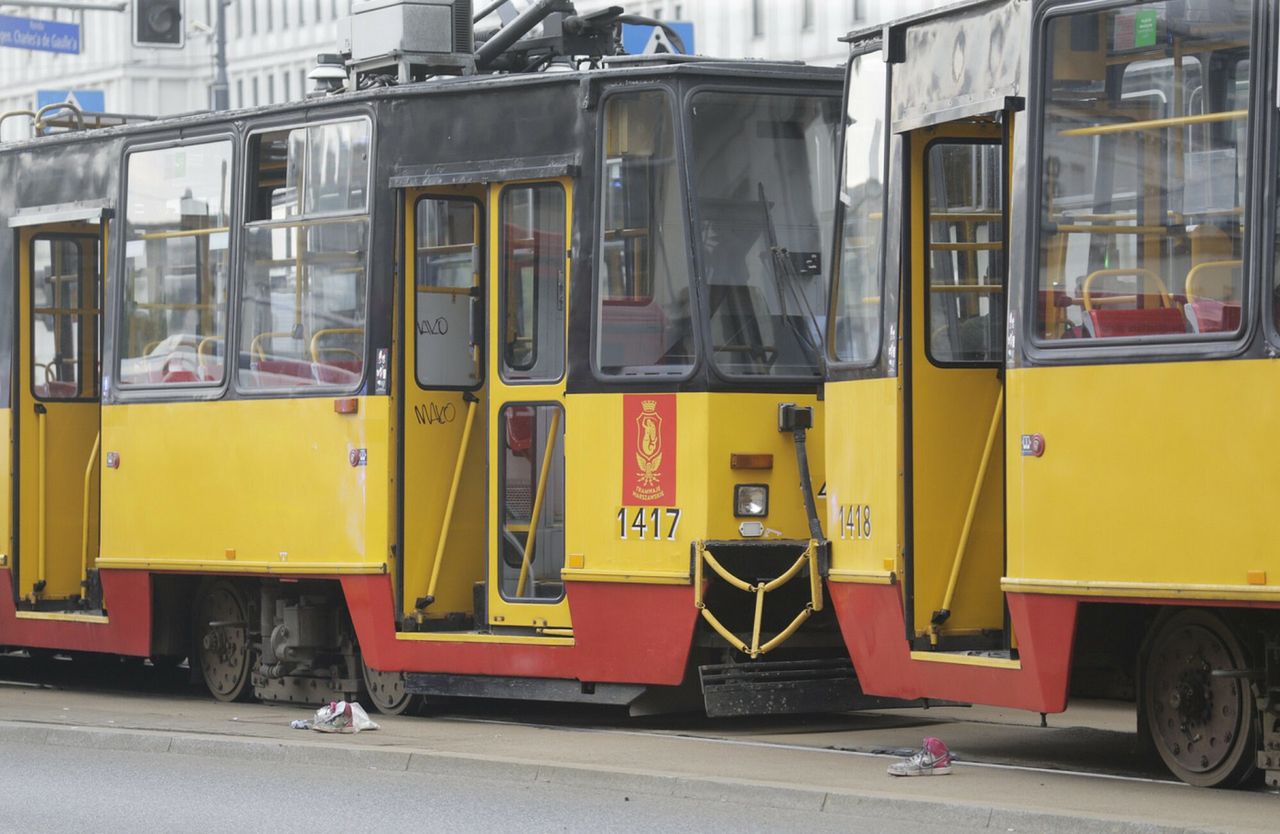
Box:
517;409;560;597
932;387;1004;645
424;397;478;609
35;404;47;597
80;432;101;593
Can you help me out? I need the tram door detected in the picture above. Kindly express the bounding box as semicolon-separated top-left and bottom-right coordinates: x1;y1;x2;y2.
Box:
904;122;1008;649
14;223;103;606
487;179;571;630
402;186;488;627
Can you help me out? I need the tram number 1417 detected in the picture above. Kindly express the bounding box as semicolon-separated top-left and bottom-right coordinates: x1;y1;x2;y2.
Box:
617;507;682;541
836;503;872;540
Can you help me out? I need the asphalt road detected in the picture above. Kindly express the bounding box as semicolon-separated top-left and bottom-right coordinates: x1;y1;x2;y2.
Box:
0;741;983;834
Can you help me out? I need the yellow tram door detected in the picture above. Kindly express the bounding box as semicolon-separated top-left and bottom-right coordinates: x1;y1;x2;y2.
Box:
401;186;488;629
486;179;571;631
905;121;1009;649
14;220;103;606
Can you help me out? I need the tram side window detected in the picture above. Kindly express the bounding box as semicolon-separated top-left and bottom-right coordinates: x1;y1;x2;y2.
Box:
500;183;565;383
240;119;371;391
831;49;887;365
926;142;1004;365
595;90;695;376
120;141;233;386
415;196;482;389
32;236;97;399
1035;3;1252;343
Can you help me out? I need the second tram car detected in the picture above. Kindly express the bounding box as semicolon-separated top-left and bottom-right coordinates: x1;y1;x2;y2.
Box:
826;0;1280;788
0;4;848;718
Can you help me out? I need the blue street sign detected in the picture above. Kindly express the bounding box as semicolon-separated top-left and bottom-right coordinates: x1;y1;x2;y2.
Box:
621;22;694;56
38;90;105;114
0;14;81;55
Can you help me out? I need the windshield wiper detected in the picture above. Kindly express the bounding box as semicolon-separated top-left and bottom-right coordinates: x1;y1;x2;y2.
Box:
757;181;825;374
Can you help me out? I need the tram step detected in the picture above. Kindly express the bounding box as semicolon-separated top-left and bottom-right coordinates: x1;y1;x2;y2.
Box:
699;658;927;718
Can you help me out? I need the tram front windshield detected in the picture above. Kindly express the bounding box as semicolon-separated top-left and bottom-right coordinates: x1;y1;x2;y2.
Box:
687;92;841;379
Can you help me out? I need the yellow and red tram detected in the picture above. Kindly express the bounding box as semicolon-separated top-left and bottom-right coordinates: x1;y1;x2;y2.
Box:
825;0;1280;788
0;6;847;718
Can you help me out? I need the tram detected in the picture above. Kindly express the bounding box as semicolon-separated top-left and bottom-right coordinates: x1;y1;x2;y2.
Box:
0;2;848;718
825;0;1280;787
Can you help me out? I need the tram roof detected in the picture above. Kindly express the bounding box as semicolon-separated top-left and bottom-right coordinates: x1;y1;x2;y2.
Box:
0;58;843;156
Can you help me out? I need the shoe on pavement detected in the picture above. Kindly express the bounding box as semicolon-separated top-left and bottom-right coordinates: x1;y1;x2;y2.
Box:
887;736;953;776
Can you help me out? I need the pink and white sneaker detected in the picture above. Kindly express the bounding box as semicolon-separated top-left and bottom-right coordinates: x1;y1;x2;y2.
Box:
887;736;953;776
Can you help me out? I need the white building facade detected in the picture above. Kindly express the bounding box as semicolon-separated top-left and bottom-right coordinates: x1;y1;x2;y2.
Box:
0;0;933;140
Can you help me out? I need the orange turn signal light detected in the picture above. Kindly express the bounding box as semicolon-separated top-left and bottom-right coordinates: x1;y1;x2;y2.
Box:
1248;570;1267;586
334;398;359;414
730;453;773;470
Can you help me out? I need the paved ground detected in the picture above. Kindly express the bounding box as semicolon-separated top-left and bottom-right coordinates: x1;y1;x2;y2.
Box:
0;655;1275;832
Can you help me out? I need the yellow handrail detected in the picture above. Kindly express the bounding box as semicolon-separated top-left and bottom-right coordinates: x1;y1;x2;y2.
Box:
516;409;561;597
250;330;296;362
1060;108;1246;137
930;388;1004;646
1186;259;1242;302
80;432;101;593
1082;267;1171;312
309;327;363;363
421;397;478;618
34;404;48;599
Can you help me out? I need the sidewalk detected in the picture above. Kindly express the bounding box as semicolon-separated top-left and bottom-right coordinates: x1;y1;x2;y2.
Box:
0;682;1274;832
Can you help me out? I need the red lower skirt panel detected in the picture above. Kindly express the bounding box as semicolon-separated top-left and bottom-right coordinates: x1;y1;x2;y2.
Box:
342;576;697;685
0;569;152;656
829;583;1078;713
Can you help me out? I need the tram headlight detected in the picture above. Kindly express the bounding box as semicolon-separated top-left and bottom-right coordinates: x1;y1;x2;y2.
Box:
734;484;768;517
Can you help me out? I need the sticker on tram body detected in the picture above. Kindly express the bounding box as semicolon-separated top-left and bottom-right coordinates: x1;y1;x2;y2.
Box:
616;507;682;541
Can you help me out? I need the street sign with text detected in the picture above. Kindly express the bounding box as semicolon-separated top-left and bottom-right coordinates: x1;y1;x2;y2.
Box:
0;14;81;55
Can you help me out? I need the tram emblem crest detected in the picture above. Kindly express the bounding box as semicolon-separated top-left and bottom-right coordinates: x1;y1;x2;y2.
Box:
623;394;676;505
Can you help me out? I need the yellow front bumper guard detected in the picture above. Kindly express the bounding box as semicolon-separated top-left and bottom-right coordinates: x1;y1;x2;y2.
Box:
693;539;824;659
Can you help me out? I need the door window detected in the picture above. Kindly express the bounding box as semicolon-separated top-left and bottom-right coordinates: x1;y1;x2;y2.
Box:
499;183;565;383
925;141;1004;365
31;236;98;399
497;403;565;602
415;196;482;389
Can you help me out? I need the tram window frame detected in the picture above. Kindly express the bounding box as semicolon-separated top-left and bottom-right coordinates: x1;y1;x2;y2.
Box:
412;193;485;391
115;134;236;395
827;43;890;371
236;115;373;397
591;85;701;382
495;401;566;605
498;181;567;385
1024;0;1257;361
29;233;100;402
922;138;1006;369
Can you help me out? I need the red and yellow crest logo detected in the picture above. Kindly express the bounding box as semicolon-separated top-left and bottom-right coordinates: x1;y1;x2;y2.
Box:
623;394;676;505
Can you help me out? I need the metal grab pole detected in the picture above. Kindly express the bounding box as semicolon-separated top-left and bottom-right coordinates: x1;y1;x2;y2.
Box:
421;395;478;615
931;387;1004;645
34;403;48;597
80;432;101;593
516;409;560;598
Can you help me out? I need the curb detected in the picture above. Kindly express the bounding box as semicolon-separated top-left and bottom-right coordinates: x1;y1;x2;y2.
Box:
0;720;1230;833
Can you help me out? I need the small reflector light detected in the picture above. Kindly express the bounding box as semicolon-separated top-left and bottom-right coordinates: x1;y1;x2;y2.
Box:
1248;570;1267;585
730;453;773;470
567;553;585;569
225;549;236;561
334;398;359;414
739;521;765;538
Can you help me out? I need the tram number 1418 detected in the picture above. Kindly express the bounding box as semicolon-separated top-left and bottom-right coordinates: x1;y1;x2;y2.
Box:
836;503;872;540
617;507;682;541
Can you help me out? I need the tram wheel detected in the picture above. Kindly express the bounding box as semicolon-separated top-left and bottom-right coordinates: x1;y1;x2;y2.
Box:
361;661;423;716
1142;609;1257;788
193;580;254;702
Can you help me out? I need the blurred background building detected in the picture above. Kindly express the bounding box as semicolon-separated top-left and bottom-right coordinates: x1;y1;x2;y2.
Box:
0;0;936;139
